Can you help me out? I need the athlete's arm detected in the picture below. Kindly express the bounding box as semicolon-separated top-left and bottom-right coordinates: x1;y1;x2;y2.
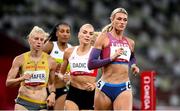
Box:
129;52;137;67
130;55;140;74
60;47;73;82
48;57;56;93
60;47;73;74
126;37;136;67
126;37;140;74
6;55;31;87
47;57;56;107
88;48;112;70
43;41;53;54
88;33;121;70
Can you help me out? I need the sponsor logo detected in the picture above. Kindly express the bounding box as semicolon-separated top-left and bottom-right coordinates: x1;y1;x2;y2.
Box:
55;51;58;54
144;76;151;109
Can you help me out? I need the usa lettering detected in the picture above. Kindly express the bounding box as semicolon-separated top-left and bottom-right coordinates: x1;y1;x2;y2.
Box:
112;43;128;47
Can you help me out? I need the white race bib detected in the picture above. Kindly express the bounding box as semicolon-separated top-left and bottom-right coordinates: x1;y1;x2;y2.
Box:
110;46;131;61
96;79;105;90
70;59;92;73
24;70;46;83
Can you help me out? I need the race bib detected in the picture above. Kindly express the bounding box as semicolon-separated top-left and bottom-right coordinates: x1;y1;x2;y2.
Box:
96;79;105;90
126;81;131;90
71;59;91;73
24;70;46;83
110;46;130;61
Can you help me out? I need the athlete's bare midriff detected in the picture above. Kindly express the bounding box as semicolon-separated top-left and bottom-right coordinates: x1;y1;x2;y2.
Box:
70;76;96;90
54;76;66;88
18;85;48;101
102;64;129;84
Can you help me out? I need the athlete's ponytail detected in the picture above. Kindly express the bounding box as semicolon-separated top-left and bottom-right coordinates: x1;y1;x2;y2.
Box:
102;23;112;32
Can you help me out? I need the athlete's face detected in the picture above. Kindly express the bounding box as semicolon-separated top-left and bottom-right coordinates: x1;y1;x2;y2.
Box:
56;25;71;43
29;33;47;51
78;25;94;45
111;12;128;31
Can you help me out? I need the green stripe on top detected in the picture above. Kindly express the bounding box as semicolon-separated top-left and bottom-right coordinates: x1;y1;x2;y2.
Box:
55;58;70;71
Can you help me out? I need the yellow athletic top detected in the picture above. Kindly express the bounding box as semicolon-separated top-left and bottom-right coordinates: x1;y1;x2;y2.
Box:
20;51;50;87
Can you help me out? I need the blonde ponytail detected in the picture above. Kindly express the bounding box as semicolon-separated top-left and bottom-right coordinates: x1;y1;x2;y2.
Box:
102;23;113;32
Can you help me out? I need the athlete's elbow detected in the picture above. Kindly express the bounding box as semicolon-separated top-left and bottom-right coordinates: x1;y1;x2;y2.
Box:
87;64;92;70
6;79;18;87
88;61;94;70
6;80;11;87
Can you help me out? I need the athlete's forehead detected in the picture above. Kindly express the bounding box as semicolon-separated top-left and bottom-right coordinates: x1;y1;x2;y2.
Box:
114;12;127;18
31;33;47;39
58;24;70;29
111;8;128;17
80;24;94;33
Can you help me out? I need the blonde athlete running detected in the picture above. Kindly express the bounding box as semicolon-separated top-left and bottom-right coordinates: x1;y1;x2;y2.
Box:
88;8;140;110
60;24;97;110
6;26;56;110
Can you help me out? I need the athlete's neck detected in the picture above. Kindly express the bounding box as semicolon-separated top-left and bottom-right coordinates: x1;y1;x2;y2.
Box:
111;28;124;40
77;44;91;56
29;50;43;63
57;41;68;51
29;50;42;58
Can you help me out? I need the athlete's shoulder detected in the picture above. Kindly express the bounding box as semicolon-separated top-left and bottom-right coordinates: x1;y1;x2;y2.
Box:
99;32;108;38
62;46;76;60
48;56;57;70
43;41;54;53
42;51;50;57
95;32;109;43
124;36;135;51
15;53;24;61
19;51;30;59
12;52;27;66
65;46;75;53
124;36;135;45
67;43;73;48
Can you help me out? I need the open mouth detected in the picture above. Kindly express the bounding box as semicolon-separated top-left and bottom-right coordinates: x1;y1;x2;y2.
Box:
84;38;90;42
36;45;41;48
119;25;124;28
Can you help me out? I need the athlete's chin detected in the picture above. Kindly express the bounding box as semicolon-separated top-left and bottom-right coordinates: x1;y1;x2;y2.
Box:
83;42;90;45
83;40;90;44
61;40;69;43
116;28;124;32
35;47;42;51
116;26;125;31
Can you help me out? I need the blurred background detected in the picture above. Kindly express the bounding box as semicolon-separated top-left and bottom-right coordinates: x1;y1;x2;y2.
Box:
0;0;180;110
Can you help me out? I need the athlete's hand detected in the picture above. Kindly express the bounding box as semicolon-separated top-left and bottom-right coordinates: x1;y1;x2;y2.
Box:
111;48;124;61
47;92;56;107
21;73;32;81
131;64;140;75
55;72;64;80
55;63;61;72
63;72;71;83
85;82;96;91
